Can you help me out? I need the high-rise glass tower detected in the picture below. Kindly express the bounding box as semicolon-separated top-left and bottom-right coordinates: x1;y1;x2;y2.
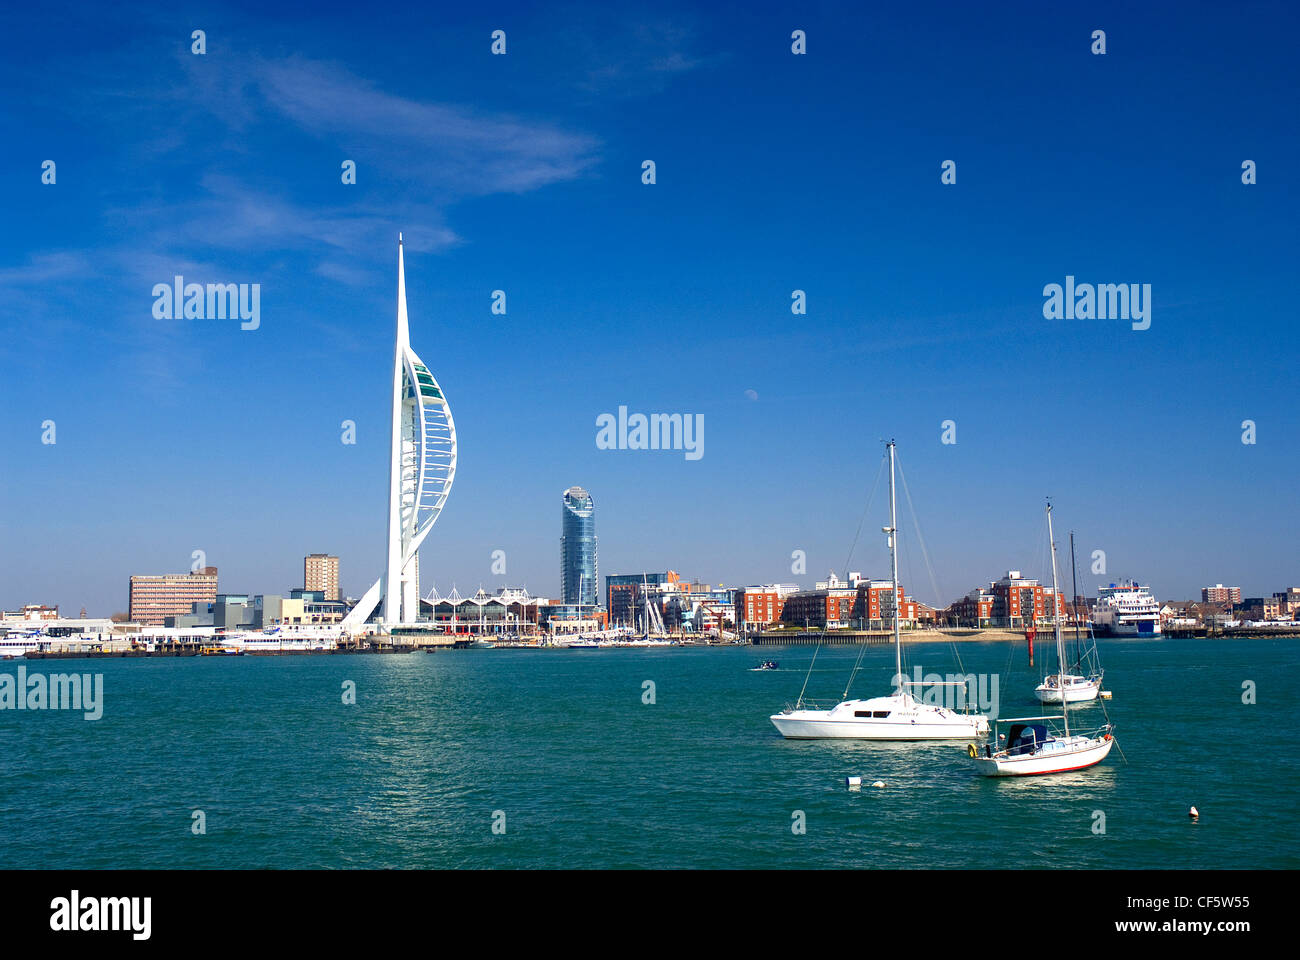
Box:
560;486;597;607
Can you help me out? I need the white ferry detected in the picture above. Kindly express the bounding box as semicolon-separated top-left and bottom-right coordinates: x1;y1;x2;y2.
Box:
223;624;342;653
1091;580;1161;636
0;629;45;658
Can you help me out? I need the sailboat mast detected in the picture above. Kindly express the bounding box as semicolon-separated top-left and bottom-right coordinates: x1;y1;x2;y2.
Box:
1069;531;1081;666
1047;502;1069;737
888;441;902;695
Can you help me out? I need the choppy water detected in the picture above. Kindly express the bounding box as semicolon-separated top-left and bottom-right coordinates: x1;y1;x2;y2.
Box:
2;637;1295;868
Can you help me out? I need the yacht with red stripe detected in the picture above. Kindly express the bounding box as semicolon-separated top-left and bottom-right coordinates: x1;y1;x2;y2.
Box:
971;501;1116;777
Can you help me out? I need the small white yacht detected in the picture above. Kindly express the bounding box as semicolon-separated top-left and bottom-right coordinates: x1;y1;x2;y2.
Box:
970;720;1114;776
771;441;990;741
773;692;990;739
1035;532;1103;704
1035;672;1102;704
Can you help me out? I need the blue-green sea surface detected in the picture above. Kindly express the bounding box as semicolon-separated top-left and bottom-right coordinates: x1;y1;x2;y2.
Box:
2;637;1296;869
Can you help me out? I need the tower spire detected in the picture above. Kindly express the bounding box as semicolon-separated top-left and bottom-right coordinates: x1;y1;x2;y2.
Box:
342;234;458;633
384;237;407;623
395;233;409;349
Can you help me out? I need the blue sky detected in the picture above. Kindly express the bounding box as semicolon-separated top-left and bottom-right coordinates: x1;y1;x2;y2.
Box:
2;1;1297;617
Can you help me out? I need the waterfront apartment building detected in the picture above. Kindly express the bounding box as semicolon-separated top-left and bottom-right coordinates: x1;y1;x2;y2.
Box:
779;572;917;630
1202;584;1242;605
129;568;219;625
560;486;598;607
988;571;1066;628
304;554;340;601
734;584;799;628
944;588;995;627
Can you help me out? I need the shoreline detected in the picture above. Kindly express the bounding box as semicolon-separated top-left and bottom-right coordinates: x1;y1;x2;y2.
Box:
750;627;1300;645
8;629;1298;662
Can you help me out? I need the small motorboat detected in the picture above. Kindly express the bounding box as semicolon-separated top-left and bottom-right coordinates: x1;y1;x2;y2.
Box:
753;660;780;671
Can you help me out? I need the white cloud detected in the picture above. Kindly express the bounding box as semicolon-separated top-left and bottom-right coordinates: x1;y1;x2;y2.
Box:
249;56;600;195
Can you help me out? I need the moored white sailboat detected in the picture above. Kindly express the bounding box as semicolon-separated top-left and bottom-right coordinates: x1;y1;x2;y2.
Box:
771;441;990;741
1035;531;1103;704
1035;673;1102;704
973;502;1114;776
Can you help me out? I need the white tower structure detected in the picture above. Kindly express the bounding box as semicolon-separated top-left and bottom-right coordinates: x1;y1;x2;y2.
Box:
343;235;457;629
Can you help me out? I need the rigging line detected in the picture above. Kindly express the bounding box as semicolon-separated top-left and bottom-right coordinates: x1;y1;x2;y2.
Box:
1111;736;1128;764
897;475;919;686
897;512;917;685
1039;512;1050;594
842;455;887;575
842;607;875;699
1022;508;1048;678
796;641;821;708
896;454;943;608
897;452;965;676
1001;627;1018;679
839;454;888;699
842;615;877;699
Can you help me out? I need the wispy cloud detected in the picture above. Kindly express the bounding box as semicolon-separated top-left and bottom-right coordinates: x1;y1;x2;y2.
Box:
0;251;92;286
247;56;600;195
552;10;716;96
1;37;604;338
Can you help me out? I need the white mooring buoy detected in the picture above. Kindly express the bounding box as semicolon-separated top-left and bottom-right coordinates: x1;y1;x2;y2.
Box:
1189;806;1199;821
1100;690;1113;700
872;780;885;789
846;776;862;788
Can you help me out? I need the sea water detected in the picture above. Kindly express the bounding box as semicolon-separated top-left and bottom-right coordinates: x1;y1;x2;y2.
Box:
2;637;1295;869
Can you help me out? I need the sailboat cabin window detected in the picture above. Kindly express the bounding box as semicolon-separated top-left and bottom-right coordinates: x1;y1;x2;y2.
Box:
854;710;892;718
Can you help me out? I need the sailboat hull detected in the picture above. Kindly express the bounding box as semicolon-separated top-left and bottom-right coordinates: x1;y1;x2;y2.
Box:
1036;675;1103;704
973;735;1114;776
771;696;989;740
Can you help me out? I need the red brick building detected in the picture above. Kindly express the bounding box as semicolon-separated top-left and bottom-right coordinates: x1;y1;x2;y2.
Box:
944;589;994;626
777;573;917;629
989;571;1066;627
943;573;1066;627
735;585;795;627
